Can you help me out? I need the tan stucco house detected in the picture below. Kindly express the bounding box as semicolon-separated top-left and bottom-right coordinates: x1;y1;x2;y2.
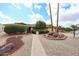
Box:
15;23;64;33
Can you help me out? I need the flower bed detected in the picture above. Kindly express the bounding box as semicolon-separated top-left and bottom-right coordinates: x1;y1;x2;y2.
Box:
44;33;67;40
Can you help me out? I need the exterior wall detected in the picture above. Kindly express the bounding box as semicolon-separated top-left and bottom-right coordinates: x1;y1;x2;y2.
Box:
0;24;4;33
47;27;64;33
47;28;52;32
47;27;56;32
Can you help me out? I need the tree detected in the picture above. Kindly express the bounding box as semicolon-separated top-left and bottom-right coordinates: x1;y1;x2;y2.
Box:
64;27;72;32
71;25;78;37
35;21;46;31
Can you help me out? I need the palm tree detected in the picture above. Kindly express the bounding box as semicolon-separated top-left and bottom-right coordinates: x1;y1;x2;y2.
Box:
49;3;53;32
56;3;59;33
71;25;78;37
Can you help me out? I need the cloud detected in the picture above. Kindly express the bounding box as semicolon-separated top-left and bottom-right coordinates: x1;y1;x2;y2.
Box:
23;3;42;9
34;4;42;9
60;3;79;15
60;3;71;9
1;3;79;27
46;3;57;26
28;12;51;24
60;12;79;22
59;3;79;27
0;11;15;24
45;3;79;27
23;3;33;8
59;16;79;27
28;13;44;24
0;0;50;3
11;3;22;10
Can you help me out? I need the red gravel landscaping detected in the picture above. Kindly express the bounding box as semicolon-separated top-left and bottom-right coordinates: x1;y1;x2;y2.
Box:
0;36;24;56
44;33;67;40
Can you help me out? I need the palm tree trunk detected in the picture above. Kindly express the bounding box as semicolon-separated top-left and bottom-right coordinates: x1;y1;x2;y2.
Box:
57;3;59;33
49;3;53;32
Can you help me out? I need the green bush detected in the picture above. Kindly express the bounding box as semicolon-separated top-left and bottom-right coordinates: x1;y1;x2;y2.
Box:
64;27;72;32
32;30;36;34
35;21;46;30
39;30;49;34
32;30;49;34
4;24;29;34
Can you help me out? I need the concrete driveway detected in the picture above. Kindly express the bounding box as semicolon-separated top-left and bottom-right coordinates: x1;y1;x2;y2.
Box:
0;33;79;56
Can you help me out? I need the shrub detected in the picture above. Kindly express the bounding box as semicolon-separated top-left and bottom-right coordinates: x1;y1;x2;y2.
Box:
32;30;36;34
32;30;49;34
4;24;29;34
39;30;49;34
64;27;72;32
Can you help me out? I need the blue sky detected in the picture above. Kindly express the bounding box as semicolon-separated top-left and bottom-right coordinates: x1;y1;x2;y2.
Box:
0;3;50;24
0;3;79;27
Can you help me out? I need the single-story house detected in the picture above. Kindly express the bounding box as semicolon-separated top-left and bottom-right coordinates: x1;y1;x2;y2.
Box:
26;25;64;33
15;23;64;33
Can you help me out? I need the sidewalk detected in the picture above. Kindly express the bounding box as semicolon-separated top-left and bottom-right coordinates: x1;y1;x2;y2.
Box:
31;34;46;56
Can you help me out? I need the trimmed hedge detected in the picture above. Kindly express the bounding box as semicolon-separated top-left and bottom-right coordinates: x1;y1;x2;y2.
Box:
39;30;49;34
4;24;29;34
32;30;49;34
